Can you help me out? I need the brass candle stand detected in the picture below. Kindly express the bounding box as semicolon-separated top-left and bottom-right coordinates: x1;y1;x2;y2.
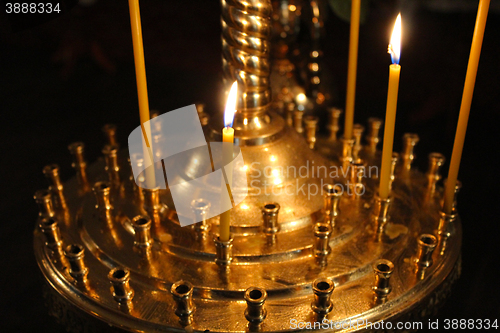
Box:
34;0;461;332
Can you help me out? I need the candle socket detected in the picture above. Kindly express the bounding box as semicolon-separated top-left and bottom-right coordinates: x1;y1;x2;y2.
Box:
437;211;457;255
196;104;210;126
143;188;161;226
366;118;383;153
293;110;304;134
352;124;365;160
102;124;118;147
64;244;89;287
171;280;195;326
389;152;399;189
108;268;134;308
426;153;446;194
349;161;365;199
340;137;355;171
190;199;211;239
401;133;419;173
39;217;63;252
68;142;90;192
34;189;55;219
285;102;296;127
244;287;268;328
93;182;113;227
311;278;334;314
214;235;234;267
261;203;280;235
102;144;121;187
314;223;332;266
127;157;145;207
327;107;342;141
43;164;67;209
304;116;319;149
372;259;394;304
131;215;152;255
414;234;437;280
442;179;462;214
372;196;392;237
323;184;342;227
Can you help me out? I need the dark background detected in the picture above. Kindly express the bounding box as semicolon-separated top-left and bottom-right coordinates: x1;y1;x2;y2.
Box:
1;0;499;331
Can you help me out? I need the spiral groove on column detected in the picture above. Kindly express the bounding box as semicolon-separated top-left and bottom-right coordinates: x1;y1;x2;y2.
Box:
221;0;273;115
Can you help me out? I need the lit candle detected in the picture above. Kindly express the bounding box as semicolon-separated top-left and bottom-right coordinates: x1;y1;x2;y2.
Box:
379;14;402;200
128;0;155;188
443;0;490;214
219;81;238;242
344;0;361;140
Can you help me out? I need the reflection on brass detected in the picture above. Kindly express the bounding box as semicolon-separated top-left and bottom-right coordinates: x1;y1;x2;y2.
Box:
221;0;272;115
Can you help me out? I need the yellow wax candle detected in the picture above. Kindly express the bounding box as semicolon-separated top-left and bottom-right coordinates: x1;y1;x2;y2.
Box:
443;0;490;214
219;81;238;241
379;14;402;200
219;127;234;242
344;0;361;140
128;0;155;188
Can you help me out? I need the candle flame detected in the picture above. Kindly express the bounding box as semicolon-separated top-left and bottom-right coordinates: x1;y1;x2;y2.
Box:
388;13;402;64
224;81;238;128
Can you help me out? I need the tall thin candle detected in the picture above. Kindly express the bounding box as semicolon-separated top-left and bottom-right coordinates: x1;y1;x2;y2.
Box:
128;0;155;188
379;14;402;200
219;82;238;242
443;0;490;214
344;0;361;140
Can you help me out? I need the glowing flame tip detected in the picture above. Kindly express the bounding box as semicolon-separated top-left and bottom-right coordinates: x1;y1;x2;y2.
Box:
224;81;238;128
389;13;402;64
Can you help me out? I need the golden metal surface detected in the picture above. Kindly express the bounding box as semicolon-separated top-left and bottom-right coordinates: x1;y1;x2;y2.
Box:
34;129;462;331
33;1;461;331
